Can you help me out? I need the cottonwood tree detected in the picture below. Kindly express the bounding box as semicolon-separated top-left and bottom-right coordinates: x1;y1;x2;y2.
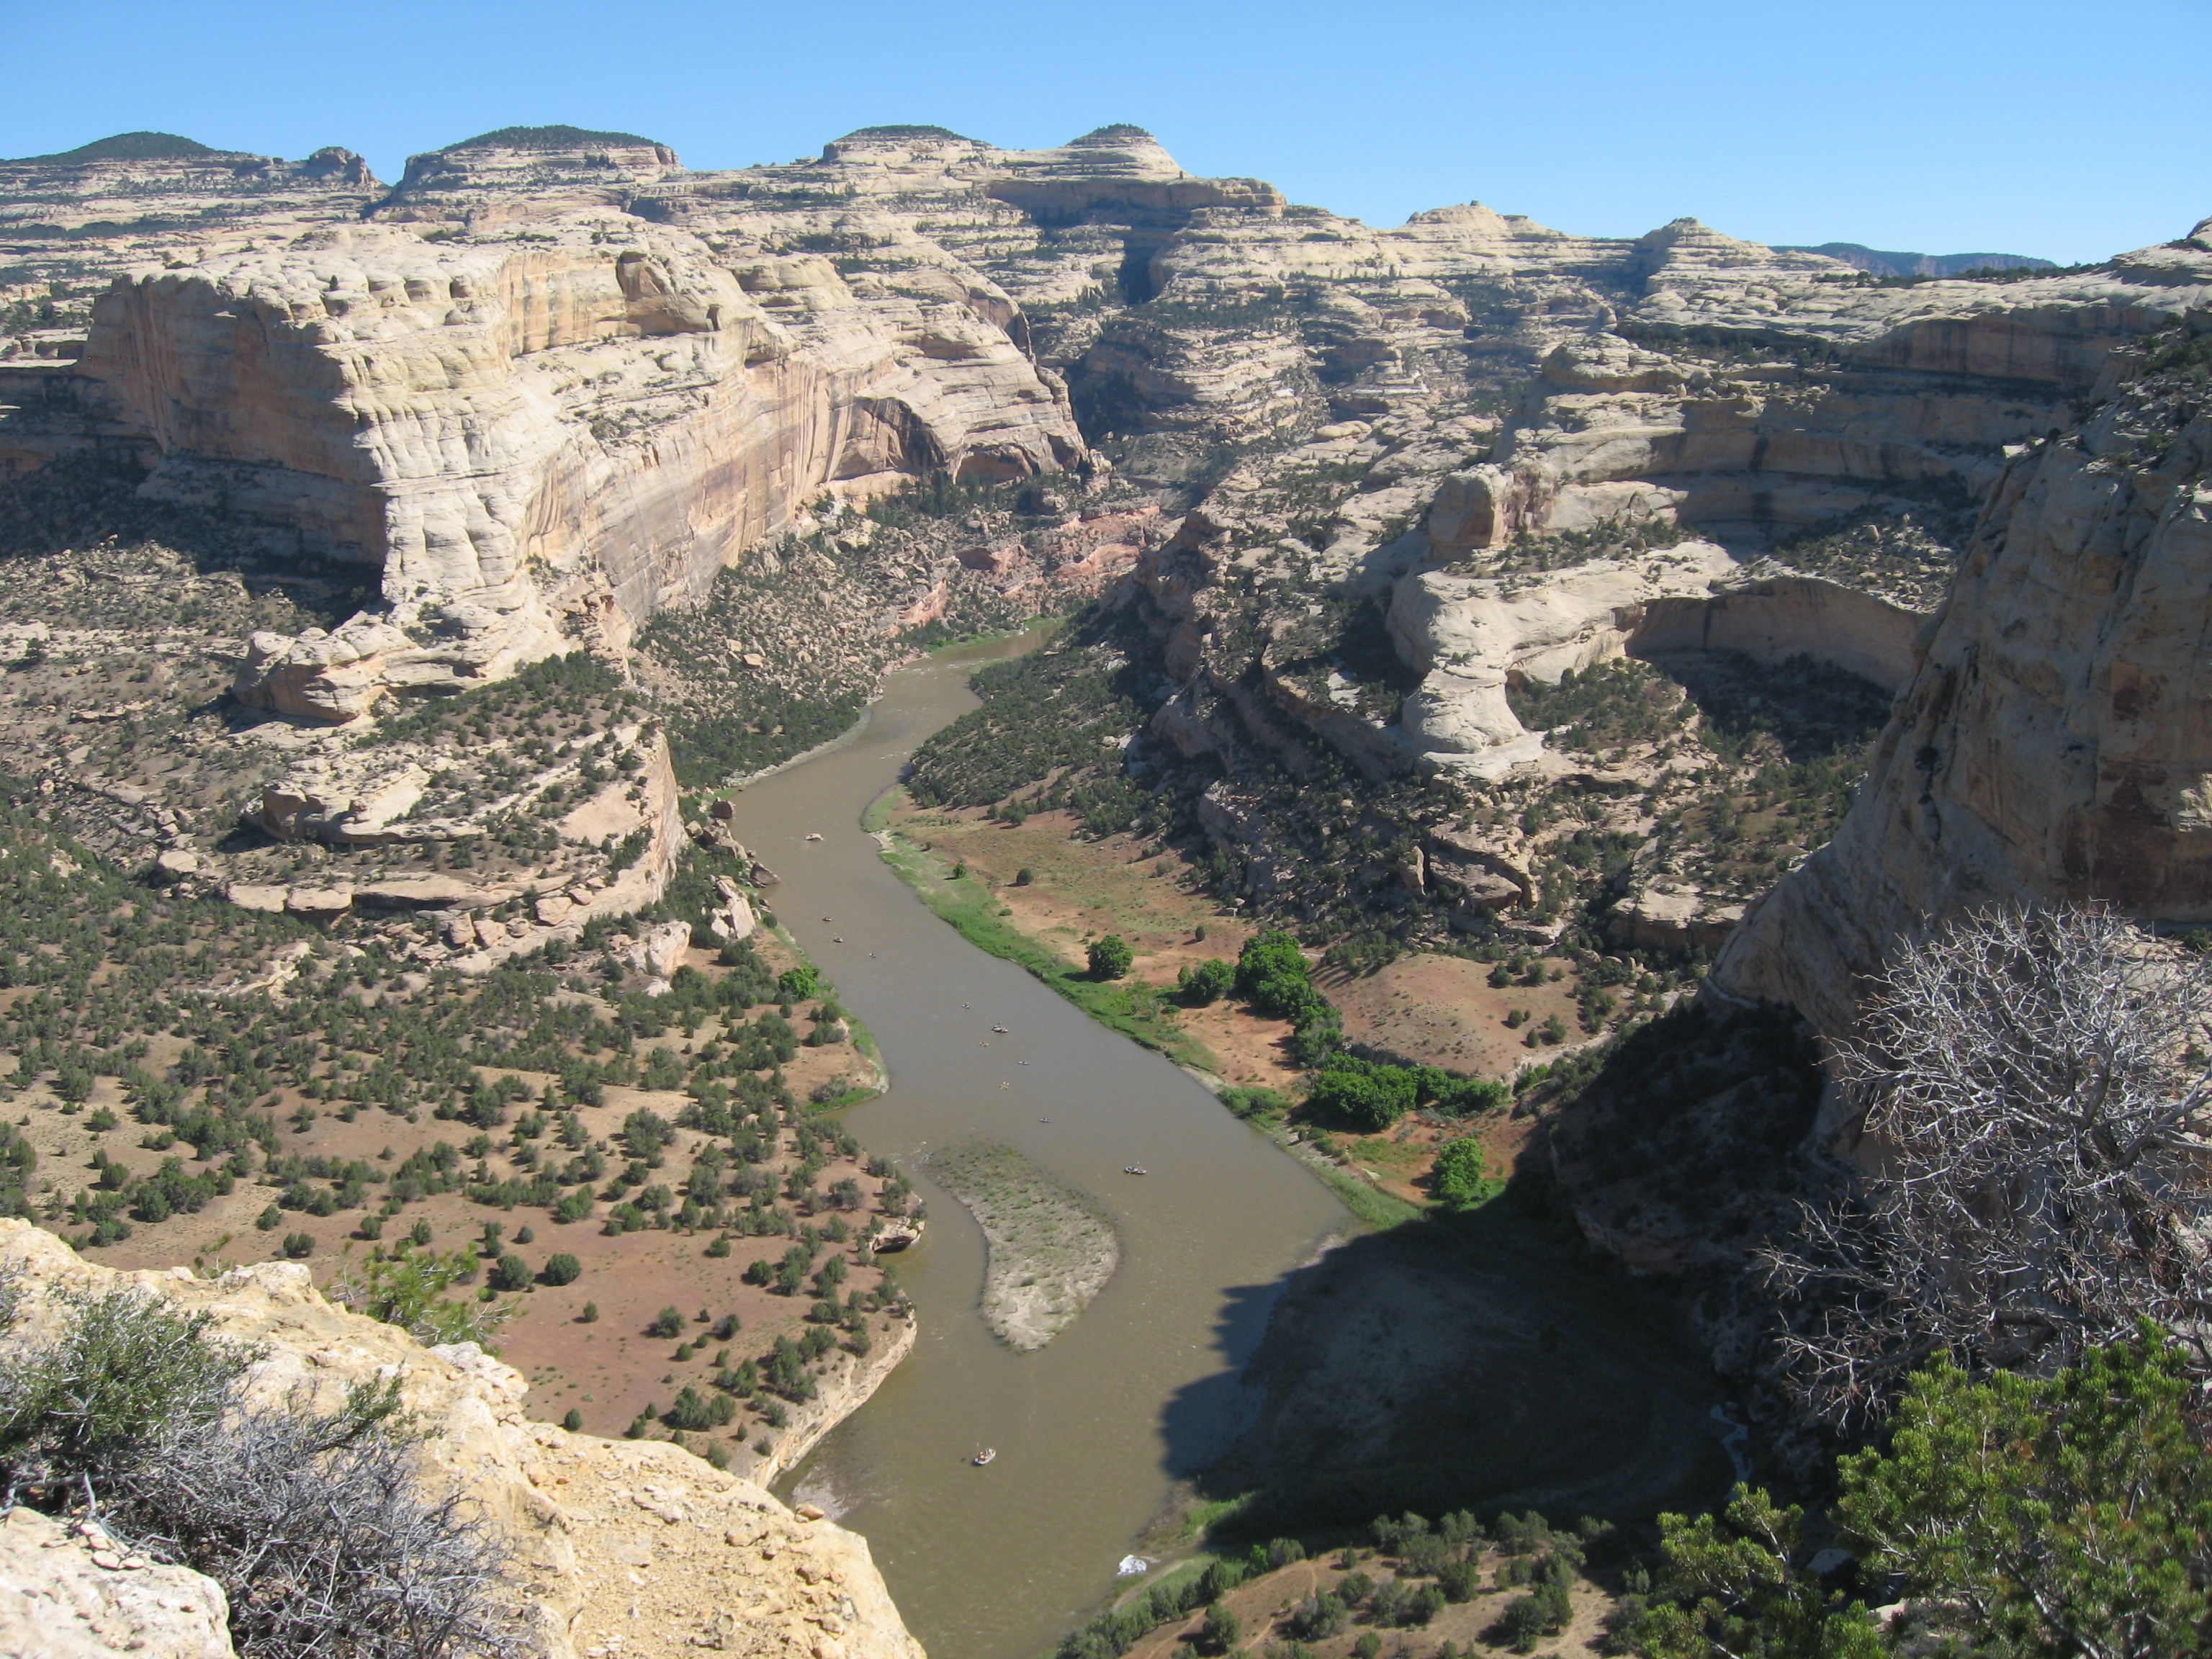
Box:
1761;904;2212;1423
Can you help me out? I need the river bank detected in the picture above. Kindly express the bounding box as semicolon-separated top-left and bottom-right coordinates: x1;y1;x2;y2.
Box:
724;634;1734;1659
866;793;1430;1231
750;1308;919;1485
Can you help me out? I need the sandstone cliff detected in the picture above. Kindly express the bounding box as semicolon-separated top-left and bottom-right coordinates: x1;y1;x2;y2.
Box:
0;1219;926;1659
5;130;1095;720
1712;305;2212;1044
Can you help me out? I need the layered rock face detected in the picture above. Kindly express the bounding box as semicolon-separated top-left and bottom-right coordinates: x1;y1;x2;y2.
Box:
5;130;1097;718
1112;204;2210;962
1712;303;2212;1043
0;1220;926;1659
10;120;2203;734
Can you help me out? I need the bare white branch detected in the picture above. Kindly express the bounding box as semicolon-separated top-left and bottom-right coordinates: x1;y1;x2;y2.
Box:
1758;904;2212;1423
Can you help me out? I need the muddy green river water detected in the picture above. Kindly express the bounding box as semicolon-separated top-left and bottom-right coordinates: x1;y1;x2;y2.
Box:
724;633;1349;1659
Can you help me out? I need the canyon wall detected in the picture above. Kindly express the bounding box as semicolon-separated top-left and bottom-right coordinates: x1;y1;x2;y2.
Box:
7;124;2208;734
1712;302;2212;1043
2;132;1096;718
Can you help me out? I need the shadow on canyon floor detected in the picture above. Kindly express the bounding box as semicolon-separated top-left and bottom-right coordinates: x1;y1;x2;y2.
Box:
1163;1184;1736;1542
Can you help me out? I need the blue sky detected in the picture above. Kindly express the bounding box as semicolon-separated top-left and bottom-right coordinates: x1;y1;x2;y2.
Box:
3;0;2202;264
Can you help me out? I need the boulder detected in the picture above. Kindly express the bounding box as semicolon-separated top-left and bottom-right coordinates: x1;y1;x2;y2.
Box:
710;876;757;943
873;1218;925;1253
284;886;353;920
260;756;431;845
153;848;199;879
624;919;693;980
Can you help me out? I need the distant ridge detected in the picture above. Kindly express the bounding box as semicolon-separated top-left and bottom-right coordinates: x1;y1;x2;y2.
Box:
1070;125;1156;145
441;124;664;152
9;130;240;163
835;125;976;143
1778;240;2056;278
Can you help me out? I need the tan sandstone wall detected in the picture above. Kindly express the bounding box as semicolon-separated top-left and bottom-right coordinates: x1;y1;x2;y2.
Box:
1712;346;2212;1044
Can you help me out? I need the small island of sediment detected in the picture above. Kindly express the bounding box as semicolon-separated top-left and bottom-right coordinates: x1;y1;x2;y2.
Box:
926;1139;1120;1350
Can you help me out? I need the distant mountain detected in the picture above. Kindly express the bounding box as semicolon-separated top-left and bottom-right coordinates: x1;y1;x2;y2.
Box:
1777;241;2056;278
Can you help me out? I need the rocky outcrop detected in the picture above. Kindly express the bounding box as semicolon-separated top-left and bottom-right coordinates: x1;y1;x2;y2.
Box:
65;207;1074;718
1629;571;1925;693
0;1506;233;1659
1713;310;2212;1044
1384;543;1922;776
8;128;1100;721
0;1220;926;1659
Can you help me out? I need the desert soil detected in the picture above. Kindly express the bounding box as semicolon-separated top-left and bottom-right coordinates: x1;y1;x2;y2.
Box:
24;933;912;1479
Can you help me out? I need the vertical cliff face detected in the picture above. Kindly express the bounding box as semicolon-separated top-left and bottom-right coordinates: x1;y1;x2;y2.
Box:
10;131;1094;719
69;214;1078;596
1712;306;2212;1043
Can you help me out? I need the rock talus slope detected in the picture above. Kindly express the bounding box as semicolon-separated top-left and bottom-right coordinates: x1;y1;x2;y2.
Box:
0;1220;926;1659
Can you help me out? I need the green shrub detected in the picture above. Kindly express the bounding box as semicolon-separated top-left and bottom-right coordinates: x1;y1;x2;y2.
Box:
282;1231;315;1259
646;1305;685;1339
1236;930;1323;1020
1437;1557;1483;1601
332;1247;513;1349
1287;1590;1347;1640
1306;1061;1418;1132
1198;1602;1241;1655
1177;958;1236;1004
1640;1335;2212;1659
487;1254;532;1292
1087;935;1133;981
1219;1084;1291;1120
1431;1140;1496;1207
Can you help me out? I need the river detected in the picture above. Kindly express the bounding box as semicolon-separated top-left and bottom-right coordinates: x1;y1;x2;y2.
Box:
722;631;1349;1659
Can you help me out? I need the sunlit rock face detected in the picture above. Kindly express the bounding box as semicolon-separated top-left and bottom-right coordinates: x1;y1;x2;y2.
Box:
1714;305;2212;1043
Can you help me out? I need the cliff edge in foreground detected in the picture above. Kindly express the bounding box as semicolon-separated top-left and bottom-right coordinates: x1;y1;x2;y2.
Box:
0;1220;924;1659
